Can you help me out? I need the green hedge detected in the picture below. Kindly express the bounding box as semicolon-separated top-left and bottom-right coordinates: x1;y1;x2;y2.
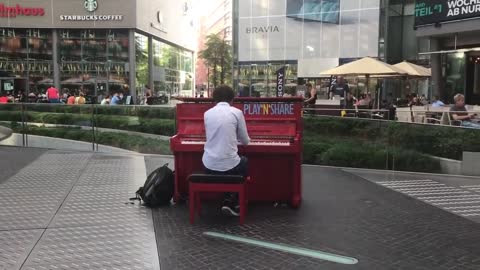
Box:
10;126;172;155
303;116;480;160
0;104;176;119
0;111;176;136
303;135;442;173
385;122;480;160
2;107;478;172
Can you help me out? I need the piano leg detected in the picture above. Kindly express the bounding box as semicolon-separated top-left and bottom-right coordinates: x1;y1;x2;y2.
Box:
291;196;301;208
189;191;195;224
291;153;302;209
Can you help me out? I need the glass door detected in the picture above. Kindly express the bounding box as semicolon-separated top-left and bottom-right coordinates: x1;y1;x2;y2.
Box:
466;53;480;105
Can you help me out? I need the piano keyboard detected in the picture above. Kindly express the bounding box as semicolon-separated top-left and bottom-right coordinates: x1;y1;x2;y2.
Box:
181;140;291;146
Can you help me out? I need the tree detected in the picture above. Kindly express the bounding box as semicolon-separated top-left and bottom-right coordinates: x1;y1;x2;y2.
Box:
135;34;149;92
199;33;232;89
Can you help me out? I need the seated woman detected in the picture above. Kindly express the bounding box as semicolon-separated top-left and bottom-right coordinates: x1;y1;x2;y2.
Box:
450;94;480;129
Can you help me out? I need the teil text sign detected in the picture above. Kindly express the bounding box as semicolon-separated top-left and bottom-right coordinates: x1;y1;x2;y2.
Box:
415;0;480;26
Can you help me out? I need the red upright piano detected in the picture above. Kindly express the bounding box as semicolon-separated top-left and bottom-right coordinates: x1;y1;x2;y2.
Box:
170;97;303;207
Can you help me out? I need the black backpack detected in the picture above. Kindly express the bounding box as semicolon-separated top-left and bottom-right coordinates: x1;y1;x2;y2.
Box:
131;163;174;207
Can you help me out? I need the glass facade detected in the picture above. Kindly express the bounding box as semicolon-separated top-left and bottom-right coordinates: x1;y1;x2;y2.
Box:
384;0;429;64
135;32;149;99
237;0;380;62
152;39;194;98
237;62;298;97
59;29;130;103
0;28;53;95
234;0;381;97
444;53;466;102
0;28;194;103
135;33;194;103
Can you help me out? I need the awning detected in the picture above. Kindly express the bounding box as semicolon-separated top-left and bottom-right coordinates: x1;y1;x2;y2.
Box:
393;61;431;77
320;57;406;77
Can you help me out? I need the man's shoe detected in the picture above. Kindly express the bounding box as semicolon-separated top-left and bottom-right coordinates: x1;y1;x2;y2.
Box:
221;205;240;217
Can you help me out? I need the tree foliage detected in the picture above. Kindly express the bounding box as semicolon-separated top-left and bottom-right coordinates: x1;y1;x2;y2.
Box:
199;33;232;88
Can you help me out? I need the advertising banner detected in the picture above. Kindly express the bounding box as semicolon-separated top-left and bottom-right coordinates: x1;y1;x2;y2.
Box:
415;0;480;26
276;67;286;97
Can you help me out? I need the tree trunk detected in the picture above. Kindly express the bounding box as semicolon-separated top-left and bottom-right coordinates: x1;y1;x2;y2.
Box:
220;41;225;84
213;60;218;88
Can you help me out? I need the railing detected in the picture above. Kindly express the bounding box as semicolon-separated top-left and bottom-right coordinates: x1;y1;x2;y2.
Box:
0;103;175;154
305;105;480;127
0;103;479;175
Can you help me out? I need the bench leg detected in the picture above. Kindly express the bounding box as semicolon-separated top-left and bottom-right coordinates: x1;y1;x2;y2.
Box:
196;192;201;215
239;189;246;225
244;185;248;216
189;191;195;225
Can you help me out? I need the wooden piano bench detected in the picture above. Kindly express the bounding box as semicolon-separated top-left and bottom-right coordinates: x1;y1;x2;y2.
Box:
188;174;251;225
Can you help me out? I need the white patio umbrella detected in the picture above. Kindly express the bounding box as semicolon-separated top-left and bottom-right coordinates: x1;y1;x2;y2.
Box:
393;61;431;77
320;57;407;109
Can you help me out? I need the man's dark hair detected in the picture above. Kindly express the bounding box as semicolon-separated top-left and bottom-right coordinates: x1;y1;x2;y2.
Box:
212;85;235;103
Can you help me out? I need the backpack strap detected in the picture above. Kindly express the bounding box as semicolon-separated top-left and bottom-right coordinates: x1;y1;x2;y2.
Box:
129;187;143;201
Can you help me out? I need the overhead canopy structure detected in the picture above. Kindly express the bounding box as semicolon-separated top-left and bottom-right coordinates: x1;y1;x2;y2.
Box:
320;57;406;77
393;61;431;77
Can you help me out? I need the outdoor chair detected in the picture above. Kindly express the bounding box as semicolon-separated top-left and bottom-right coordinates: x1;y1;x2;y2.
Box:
446;111;464;126
356;105;370;118
425;111;442;124
410;106;427;123
188;174;252;225
395;107;411;122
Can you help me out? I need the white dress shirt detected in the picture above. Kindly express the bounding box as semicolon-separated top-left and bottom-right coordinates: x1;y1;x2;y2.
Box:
202;102;250;171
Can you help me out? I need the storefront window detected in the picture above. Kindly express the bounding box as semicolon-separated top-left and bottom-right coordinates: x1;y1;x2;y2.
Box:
59;29;130;103
445;53;466;101
152;38;193;98
107;30;129;63
135;32;148;99
0;28;53;96
238;63;297;97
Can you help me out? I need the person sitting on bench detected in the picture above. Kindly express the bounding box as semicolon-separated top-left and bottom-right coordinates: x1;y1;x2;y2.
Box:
202;85;250;216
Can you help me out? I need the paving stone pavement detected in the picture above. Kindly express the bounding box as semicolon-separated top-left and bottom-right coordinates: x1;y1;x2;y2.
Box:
0;148;160;270
345;169;480;223
151;166;480;270
0;146;46;185
2;148;480;269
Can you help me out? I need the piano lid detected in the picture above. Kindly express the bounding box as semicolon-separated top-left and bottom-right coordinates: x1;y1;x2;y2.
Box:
175;97;304;103
175;98;303;137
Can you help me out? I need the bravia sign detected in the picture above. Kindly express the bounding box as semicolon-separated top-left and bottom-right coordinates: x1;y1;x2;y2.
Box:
0;3;45;17
415;0;480;26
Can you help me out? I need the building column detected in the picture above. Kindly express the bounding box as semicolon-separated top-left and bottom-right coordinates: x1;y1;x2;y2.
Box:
232;0;239;93
430;38;444;100
148;35;154;93
128;29;136;104
52;30;60;90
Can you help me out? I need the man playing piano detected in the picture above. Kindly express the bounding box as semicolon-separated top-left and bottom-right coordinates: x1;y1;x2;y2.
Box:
202;85;250;216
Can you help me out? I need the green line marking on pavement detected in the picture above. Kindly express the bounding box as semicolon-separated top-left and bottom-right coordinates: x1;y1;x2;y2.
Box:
203;231;358;265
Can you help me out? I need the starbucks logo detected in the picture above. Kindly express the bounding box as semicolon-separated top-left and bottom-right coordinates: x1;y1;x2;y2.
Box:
84;0;98;12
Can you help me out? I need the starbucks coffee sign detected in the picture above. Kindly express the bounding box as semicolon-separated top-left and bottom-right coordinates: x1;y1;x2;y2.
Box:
60;0;124;21
84;0;98;12
60;14;123;21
